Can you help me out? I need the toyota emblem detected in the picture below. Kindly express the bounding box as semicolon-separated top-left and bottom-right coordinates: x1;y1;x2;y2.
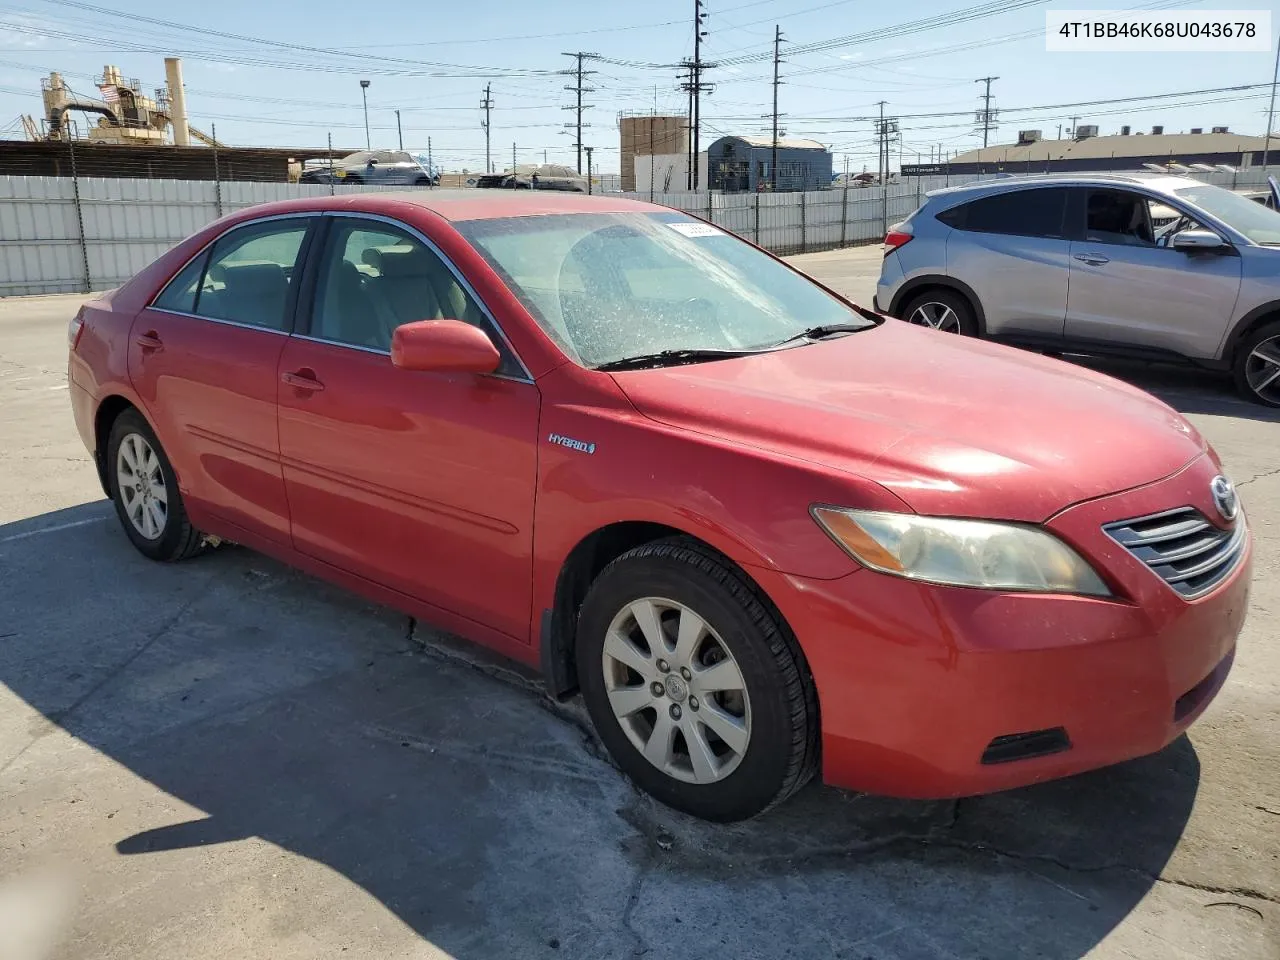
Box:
1210;475;1238;523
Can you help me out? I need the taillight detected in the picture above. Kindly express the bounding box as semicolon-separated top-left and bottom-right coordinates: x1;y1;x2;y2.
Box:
68;308;85;349
883;230;913;256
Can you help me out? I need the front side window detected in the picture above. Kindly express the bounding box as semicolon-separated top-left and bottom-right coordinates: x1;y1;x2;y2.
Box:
457;212;873;368
310;219;496;356
1082;189;1157;247
944;188;1068;239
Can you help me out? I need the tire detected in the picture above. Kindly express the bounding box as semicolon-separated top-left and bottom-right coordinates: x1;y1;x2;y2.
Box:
899;288;978;336
106;408;205;562
1233;321;1280;407
576;537;819;821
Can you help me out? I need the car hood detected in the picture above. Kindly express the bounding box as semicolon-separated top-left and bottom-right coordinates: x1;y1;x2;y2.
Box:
609;322;1206;522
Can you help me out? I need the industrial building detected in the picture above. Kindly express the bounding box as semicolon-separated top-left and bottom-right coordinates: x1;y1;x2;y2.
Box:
706;135;832;193
618;114;689;192
902;126;1271;176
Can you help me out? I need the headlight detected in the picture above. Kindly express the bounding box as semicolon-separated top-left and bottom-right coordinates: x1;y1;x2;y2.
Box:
811;506;1110;596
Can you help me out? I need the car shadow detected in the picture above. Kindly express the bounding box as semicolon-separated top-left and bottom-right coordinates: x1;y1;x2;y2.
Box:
1062;355;1280;423
0;503;1200;959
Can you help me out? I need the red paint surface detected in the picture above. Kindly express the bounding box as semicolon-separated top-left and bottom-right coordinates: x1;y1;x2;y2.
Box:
69;191;1252;799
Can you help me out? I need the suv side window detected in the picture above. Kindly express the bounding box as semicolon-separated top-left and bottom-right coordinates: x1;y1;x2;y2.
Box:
309;218;519;373
940;188;1069;238
1082;189;1157;247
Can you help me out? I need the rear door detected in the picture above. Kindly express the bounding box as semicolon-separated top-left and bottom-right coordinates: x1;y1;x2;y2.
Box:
129;215;316;544
942;186;1071;338
1064;187;1242;359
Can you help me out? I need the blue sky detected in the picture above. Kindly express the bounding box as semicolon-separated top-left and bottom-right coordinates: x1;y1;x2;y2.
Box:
0;0;1277;173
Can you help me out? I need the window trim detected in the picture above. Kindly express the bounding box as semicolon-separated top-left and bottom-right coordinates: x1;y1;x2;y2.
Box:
147;212;320;333
1070;186;1234;250
298;211;534;383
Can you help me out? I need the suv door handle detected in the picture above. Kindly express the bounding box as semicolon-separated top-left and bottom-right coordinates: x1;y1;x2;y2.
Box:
134;331;163;351
281;369;325;392
1073;253;1110;266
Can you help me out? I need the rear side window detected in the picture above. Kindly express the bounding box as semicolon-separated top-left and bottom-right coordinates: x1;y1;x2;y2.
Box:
153;250;208;314
939;188;1069;239
194;219;311;332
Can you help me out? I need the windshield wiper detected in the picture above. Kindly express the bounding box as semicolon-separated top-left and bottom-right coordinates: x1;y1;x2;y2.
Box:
765;322;871;348
595;347;764;372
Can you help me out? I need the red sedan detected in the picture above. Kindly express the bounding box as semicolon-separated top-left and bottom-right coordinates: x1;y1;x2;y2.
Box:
67;192;1251;821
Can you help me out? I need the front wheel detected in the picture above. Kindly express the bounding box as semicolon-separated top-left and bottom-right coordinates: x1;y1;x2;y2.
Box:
576;538;818;821
106;409;205;561
900;288;978;336
1233;321;1280;407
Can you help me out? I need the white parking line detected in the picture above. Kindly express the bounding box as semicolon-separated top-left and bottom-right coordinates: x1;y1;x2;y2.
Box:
0;516;108;544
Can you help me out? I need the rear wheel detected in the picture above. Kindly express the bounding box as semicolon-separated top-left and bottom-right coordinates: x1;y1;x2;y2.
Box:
576;538;818;821
106;409;205;562
1234;321;1280;407
900;288;978;336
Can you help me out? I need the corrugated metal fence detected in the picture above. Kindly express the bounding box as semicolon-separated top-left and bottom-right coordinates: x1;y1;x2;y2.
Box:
3;167;1277;297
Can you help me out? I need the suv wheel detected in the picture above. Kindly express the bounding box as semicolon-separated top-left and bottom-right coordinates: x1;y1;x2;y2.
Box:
1233;321;1280;407
901;289;978;336
576;538;818;822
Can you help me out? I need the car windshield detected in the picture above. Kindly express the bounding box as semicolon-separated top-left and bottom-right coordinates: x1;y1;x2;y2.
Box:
1172;183;1280;244
456;212;872;368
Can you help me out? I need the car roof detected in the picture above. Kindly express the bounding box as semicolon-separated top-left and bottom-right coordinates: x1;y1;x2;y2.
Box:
230;190;662;223
925;172;1204;202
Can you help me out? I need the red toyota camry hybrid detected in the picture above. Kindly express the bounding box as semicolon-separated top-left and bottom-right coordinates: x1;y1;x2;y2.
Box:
68;192;1252;822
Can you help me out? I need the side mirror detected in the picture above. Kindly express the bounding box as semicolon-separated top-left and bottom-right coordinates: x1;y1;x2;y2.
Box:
391;319;501;374
1172;229;1229;253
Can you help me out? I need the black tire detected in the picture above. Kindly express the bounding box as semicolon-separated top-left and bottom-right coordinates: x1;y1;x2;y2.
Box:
106;408;205;562
1233;320;1280;407
576;537;819;821
899;288;978;336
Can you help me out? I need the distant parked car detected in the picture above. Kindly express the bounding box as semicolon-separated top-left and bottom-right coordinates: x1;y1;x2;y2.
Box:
300;150;439;186
475;164;587;192
875;173;1280;406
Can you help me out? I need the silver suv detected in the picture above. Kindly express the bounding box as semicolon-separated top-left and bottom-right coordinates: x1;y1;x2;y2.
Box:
875;173;1280;406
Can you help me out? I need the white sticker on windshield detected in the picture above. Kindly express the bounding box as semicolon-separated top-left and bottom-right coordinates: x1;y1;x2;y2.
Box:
667;221;722;238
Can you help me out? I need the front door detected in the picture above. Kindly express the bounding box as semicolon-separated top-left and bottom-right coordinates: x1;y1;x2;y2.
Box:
1064;187;1243;359
277;215;540;641
129;215;316;544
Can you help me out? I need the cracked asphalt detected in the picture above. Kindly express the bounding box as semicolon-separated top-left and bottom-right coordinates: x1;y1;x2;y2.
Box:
1;247;1277;959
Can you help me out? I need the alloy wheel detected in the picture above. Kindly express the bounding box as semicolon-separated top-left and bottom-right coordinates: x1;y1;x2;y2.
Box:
116;432;168;540
908;301;961;332
1244;334;1280;404
601;597;752;785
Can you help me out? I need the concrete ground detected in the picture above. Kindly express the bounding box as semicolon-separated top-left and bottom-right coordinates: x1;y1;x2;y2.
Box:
0;248;1276;960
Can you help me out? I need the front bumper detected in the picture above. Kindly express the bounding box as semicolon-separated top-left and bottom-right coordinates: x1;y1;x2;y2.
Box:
761;453;1252;798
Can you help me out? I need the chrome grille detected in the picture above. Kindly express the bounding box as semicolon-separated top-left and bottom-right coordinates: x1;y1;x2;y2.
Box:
1104;507;1247;600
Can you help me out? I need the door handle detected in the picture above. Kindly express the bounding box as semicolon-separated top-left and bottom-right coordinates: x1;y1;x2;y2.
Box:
1073;253;1110;266
281;369;325;392
134;331;163;351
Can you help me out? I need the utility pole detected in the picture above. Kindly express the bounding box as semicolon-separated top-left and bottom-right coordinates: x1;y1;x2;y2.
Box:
678;0;715;191
561;52;599;175
876;101;887;185
359;79;371;150
975;75;998;148
1068;115;1080;138
481;84;493;173
395;109;403;150
512;142;517;188
1264;37;1280;169
427;136;433;187
585;145;594;195
771;25;785;192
